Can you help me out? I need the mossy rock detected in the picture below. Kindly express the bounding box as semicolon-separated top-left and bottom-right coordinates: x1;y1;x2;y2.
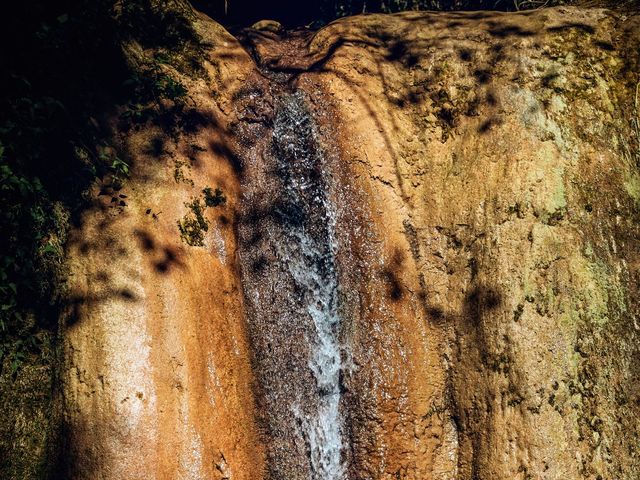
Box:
250;19;283;33
0;350;59;480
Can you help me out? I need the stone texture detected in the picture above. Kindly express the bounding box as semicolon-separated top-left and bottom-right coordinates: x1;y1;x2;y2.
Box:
0;348;59;480
304;7;640;479
61;13;265;480
60;6;640;480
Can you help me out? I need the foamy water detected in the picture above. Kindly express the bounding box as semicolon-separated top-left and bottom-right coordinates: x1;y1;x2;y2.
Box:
272;92;346;479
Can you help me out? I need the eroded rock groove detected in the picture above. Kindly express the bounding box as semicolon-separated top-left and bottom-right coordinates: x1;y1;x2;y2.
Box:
236;61;350;477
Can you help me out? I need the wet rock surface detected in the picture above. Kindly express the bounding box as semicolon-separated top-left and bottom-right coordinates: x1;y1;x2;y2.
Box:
308;8;640;479
236;90;348;480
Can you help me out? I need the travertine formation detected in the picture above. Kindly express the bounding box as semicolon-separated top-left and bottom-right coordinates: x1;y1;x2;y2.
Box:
61;16;265;479
61;6;640;480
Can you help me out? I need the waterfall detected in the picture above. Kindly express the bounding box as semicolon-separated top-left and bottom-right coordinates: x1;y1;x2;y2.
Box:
238;90;348;479
273;93;345;479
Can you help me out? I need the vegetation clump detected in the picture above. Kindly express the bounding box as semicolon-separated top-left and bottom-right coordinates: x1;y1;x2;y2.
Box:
0;2;205;473
0;0;203;373
178;198;209;246
177;187;226;246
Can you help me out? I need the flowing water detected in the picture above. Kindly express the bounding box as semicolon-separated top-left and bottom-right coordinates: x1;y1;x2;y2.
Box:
238;90;349;479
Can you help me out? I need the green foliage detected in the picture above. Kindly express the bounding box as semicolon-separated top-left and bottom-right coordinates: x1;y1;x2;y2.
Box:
173;161;192;186
0;1;207;475
0;140;64;374
0;0;204;380
110;157;130;178
177;187;227;246
117;0;206;79
120;63;190;130
123;66;188;106
0;336;39;376
178;198;210;246
115;0;200;48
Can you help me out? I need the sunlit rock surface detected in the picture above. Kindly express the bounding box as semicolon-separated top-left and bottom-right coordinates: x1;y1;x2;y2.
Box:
61;14;266;480
61;6;640;480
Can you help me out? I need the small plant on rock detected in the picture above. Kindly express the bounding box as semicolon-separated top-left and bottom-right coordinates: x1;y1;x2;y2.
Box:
177;186;226;246
177;198;209;246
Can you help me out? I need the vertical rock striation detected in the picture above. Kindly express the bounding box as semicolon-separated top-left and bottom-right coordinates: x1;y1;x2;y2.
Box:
60;14;266;480
305;7;640;479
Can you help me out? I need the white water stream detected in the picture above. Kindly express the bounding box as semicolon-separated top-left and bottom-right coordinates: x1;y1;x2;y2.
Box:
272;92;346;479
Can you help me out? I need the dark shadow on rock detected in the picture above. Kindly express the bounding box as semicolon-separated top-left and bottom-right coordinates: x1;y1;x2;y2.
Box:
547;22;595;34
134;228;185;274
380;248;406;302
209;140;245;175
463;286;501;324
64;288;139;327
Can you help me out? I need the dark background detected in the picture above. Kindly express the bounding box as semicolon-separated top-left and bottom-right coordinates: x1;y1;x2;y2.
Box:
193;0;547;28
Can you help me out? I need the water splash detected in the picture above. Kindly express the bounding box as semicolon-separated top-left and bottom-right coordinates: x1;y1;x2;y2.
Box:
271;92;346;479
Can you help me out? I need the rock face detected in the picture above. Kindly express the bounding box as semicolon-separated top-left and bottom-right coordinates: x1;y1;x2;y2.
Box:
304;8;640;480
61;15;266;480
61;6;640;480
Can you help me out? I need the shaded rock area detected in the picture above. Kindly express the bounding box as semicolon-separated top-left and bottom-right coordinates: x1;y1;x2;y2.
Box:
0;352;59;479
48;5;640;480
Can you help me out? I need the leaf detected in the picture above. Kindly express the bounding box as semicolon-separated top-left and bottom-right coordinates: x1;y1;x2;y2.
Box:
57;14;69;24
40;244;58;256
